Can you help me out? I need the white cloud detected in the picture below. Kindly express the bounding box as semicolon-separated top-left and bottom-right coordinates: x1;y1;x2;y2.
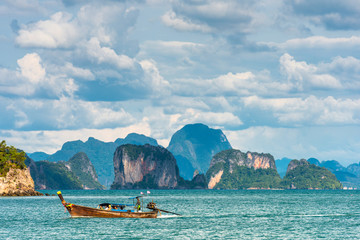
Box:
16;12;80;48
52;97;136;128
178;108;243;127
318;56;360;89
162;11;212;33
139;59;170;96
17;53;46;84
324;56;360;73
280;53;342;90
86;37;135;69
6;105;30;128
2;53;81;98
165;0;260;35
0;53;47;96
243;95;360;125
60;62;95;81
274;36;360;49
171;70;290;97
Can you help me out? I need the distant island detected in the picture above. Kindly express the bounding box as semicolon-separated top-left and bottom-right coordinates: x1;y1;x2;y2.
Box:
206;149;342;190
1;123;351;193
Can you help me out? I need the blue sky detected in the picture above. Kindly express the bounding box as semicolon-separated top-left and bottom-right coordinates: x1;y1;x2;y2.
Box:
0;0;359;166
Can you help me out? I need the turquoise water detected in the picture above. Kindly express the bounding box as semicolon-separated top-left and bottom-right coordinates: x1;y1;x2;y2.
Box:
1;190;359;239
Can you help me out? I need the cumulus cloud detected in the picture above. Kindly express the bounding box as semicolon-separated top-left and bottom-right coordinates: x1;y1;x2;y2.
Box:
0;53;81;98
171;70;290;98
318;56;360;89
55;62;95;81
85;37;135;69
178;108;243;128
17;53;46;84
275;36;360;49
162;10;212;33
287;0;360;30
52;97;136;129
0;96;137;130
243;95;360;126
16;12;79;48
139;59;170;96
280;53;341;90
165;0;258;34
11;2;151;102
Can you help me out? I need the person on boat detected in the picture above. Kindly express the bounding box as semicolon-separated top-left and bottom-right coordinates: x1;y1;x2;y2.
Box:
135;197;141;212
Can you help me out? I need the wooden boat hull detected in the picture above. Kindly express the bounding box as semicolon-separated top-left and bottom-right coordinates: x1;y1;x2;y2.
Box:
57;191;158;218
65;204;158;218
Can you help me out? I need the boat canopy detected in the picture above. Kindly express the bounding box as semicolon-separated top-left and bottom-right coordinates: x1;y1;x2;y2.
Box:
128;196;143;199
99;203;134;207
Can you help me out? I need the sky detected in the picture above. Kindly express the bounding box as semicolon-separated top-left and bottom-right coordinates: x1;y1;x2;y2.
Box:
0;0;359;166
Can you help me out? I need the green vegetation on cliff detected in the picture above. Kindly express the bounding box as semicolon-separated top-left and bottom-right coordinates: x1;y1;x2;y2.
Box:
66;152;104;190
206;149;281;189
122;144;172;161
33;161;83;190
208;163;282;189
282;162;343;189
0;141;26;177
206;150;343;190
26;152;103;190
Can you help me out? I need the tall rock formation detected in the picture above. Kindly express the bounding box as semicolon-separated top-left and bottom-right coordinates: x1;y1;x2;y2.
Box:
167;123;232;180
0;167;43;196
29;133;158;187
206;149;280;189
286;159;309;174
111;144;179;189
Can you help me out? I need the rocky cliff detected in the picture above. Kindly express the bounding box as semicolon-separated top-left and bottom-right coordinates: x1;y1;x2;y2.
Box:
286;159;309;174
29;133;158;187
111;144;179;189
0;167;43;196
206;149;280;189
0;141;42;196
167;123;232;180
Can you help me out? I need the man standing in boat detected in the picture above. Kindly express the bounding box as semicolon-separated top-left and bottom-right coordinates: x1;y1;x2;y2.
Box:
135;197;141;212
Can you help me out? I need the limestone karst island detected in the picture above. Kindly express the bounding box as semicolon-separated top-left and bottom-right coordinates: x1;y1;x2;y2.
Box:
1;123;355;196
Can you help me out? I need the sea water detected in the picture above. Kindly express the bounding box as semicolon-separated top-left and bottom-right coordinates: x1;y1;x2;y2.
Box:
0;190;359;239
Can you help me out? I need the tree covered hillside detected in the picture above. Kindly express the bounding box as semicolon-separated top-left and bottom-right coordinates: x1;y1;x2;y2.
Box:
0;141;26;177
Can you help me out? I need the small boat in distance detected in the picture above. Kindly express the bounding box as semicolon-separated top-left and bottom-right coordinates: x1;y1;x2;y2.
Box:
57;191;160;218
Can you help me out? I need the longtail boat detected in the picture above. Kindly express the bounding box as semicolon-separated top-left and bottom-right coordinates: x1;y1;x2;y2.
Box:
57;191;160;218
